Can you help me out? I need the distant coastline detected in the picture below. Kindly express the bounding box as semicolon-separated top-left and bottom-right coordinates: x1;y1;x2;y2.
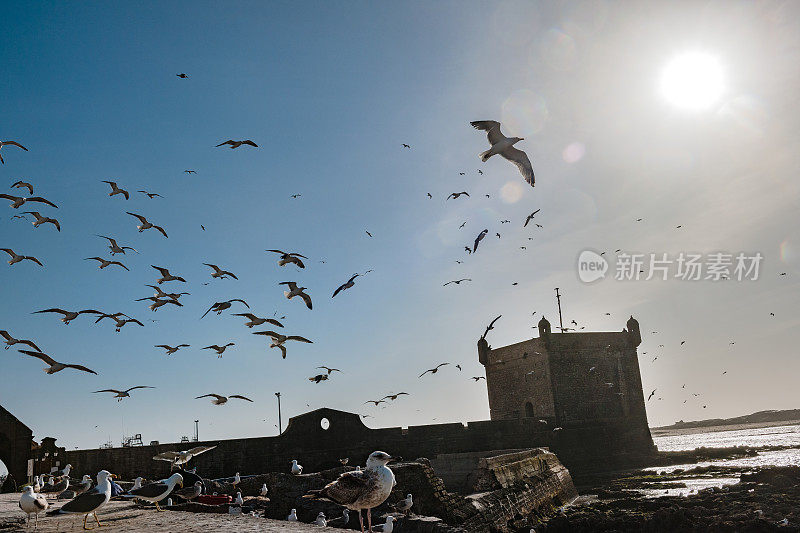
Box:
651;408;800;437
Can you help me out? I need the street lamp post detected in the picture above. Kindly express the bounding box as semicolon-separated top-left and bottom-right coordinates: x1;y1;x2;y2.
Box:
275;392;282;434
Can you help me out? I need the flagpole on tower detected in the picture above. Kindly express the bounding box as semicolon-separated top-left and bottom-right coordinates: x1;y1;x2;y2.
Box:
555;288;564;332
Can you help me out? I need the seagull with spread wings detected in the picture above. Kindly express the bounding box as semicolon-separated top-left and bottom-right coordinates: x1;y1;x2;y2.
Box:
153;445;218;467
200;298;249;319
252;330;312;359
195;393;253;405
95;235;137;255
0;193;58;209
95;314;143;332
280;281;313;309
446;191;470;200
332;274;360;298
470;120;535;186
93;386;154;401
419;363;449;378
232;312;283;328
266;249;307;268
524;209;541;227
204;263;238;280
381;392;409;401
33;308;103;325
151;265;186;283
216;139;258;149
155;344;190;355
136;296;183;311
19;349;97;374
473;229;488;253
202;343;235;358
1;248;43;266
127;212;168;237
0;330;41;351
101;180;129;200
0;140;28;164
318;366;341;375
10;180;34;194
443;279;471;286
21;211;60;231
137;190;162;199
85;257;129;271
481;315;502;339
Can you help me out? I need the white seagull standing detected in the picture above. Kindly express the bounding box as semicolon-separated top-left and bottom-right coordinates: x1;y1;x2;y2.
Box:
470;120;535;187
291;460;303;475
46;470;113;530
19;485;48;528
304;451;398;533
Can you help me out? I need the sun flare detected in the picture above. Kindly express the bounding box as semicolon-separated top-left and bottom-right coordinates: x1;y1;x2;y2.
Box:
660;52;724;110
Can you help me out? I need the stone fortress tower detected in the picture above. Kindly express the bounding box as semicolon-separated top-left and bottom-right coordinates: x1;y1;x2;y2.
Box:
478;315;650;436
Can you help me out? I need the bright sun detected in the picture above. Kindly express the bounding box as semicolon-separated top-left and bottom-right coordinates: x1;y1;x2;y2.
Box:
660;52;724;110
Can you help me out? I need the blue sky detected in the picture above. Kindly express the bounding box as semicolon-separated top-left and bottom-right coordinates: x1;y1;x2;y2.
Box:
1;1;799;470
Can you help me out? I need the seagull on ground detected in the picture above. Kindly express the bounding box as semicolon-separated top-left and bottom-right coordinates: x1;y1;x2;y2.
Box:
287;509;298;521
304;451;397;533
85;257;129;271
202;343;235;358
101;181;129;200
0;140;28;164
266;249;307;268
126;473;183;511
216;139;258;149
204;263;238;280
195;393;253;405
153;445;217;467
253;330;312;359
174;481;203;502
470;121;534;186
93;386;154;401
260;484;268;497
95;235;137;255
315;512;327;526
1;248;42;266
279;281;313;309
19;485;48;527
127;212;168;237
46;470;113;529
374;516;395;532
21;211;60;231
232;313;283;328
291;460;303;475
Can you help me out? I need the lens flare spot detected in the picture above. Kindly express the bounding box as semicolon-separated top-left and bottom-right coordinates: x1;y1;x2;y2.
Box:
500;181;524;204
562;142;586;163
537;29;577;71
502;89;548;136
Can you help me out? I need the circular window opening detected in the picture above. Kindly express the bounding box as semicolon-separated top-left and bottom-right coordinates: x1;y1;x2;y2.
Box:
320;418;330;430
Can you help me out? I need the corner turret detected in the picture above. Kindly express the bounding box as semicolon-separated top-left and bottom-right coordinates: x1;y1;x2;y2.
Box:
626;315;641;347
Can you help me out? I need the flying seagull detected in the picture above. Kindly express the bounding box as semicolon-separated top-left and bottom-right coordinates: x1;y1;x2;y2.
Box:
266;249;307;268
184;169;196;174
473;229;488;252
0;140;28;164
19;349;97;375
95;235;137;255
318;366;341;375
33;308;102;325
155;344;190;355
93;386;154;401
95;314;143;332
280;281;313;309
136;296;183;311
0;193;58;209
332;274;360;298
381;392;409;401
151;265;186;283
0;248;42;266
127;212;168;237
84;257;129;271
471;376;486;381
446;192;470;200
481;315;502;339
202;343;235;358
470;121;534;186
195;393;253;405
176;73;189;78
21;211;60;231
10;180;34;194
137;190;162;199
419;363;449;377
309;374;330;383
203;263;238;280
216;139;258;149
153;445;217;467
200;298;249;318
524;209;541;227
0;330;41;351
402;144;410;148
443;278;471;286
253;330;312;359
101;180;129;200
232;313;283;328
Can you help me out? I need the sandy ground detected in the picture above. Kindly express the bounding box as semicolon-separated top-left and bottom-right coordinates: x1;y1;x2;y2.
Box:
0;493;321;532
